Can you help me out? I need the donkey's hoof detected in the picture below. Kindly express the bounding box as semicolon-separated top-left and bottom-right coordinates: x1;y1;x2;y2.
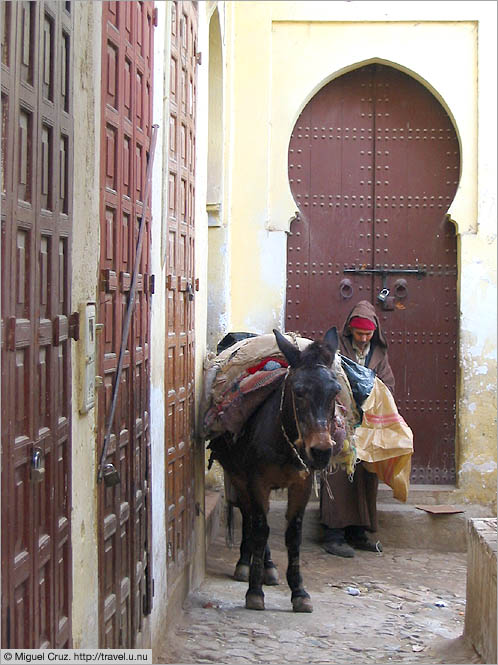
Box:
233;563;250;582
292;596;313;613
263;566;279;586
246;593;265;611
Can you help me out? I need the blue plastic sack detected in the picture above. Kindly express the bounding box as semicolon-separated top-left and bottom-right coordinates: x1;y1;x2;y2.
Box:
340;355;375;408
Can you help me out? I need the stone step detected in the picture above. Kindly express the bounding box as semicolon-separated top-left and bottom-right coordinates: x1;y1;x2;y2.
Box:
300;501;492;553
210;488;495;554
377;482;460;505
376;501;493;552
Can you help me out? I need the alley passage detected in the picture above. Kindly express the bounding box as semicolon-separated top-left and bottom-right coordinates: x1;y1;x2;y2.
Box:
156;501;480;664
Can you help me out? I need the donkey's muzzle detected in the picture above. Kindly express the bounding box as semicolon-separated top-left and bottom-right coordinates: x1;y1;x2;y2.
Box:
309;446;333;470
308;431;333;469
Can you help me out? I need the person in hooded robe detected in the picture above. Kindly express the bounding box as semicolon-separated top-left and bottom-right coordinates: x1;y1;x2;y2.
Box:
321;300;395;557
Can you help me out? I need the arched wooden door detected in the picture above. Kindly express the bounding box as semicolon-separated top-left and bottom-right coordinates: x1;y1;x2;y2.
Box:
287;64;460;484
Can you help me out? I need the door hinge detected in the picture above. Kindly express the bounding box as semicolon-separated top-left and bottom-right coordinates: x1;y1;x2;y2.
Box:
6;316;15;351
149;274;155;295
53;315;68;345
195;51;202;65
153;8;158;26
101;268;117;293
69;311;80;341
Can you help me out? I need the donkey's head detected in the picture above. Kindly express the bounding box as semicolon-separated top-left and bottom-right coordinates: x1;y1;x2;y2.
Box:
274;327;342;470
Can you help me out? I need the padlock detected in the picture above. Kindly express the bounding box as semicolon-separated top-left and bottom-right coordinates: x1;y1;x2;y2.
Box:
102;463;121;487
31;448;46;483
377;287;390;303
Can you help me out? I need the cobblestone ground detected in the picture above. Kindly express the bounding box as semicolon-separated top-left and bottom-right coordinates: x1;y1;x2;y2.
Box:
156;502;481;665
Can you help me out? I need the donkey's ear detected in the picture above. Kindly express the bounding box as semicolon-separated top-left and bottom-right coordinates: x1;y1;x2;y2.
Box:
273;329;301;367
323;326;339;359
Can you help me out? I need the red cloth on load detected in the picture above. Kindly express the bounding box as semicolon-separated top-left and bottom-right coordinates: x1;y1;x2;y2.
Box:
246;357;289;374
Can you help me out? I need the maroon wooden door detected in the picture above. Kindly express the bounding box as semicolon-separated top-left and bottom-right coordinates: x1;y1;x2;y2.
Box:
287;64;460;484
97;1;154;647
165;0;197;583
1;0;74;648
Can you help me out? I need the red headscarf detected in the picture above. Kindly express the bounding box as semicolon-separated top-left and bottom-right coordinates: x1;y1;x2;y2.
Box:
349;316;376;331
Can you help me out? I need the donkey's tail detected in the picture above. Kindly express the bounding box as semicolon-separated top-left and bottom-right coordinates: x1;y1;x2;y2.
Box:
225;501;235;549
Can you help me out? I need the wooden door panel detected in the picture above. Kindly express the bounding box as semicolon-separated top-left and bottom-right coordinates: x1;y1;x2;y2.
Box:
288;68;376;336
2;0;74;647
287;64;459;483
165;0;197;581
98;0;154;647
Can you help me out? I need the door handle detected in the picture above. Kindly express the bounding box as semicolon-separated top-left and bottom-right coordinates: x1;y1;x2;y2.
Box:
339;278;353;299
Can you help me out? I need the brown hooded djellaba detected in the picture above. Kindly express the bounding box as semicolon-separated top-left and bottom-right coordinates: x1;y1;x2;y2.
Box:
320;300;395;538
339;300;395;393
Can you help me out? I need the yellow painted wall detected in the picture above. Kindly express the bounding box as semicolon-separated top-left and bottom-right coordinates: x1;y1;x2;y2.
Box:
219;1;496;506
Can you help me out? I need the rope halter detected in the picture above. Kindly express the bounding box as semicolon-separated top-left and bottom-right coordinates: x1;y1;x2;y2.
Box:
279;368;310;473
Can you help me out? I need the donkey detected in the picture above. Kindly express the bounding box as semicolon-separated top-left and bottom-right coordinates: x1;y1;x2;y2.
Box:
207;327;342;612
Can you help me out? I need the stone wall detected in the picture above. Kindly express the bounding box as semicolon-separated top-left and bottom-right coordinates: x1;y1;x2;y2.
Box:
464;518;497;663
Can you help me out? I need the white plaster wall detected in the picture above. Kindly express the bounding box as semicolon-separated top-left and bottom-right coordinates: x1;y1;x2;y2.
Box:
149;0;168;640
456;2;497;499
206;7;232;353
70;2;101;647
195;4;210;441
191;0;211;590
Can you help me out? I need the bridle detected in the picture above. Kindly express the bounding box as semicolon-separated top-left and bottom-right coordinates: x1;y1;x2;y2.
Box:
279;363;334;476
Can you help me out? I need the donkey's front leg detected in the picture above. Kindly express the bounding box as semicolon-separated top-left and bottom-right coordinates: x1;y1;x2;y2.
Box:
286;480;313;613
234;506;252;582
245;507;269;611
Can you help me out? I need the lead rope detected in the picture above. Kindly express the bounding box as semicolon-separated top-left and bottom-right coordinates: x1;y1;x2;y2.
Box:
279;369;310;474
319;470;334;500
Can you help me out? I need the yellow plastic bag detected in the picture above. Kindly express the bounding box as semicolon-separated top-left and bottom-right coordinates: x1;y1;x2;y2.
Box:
355;377;414;502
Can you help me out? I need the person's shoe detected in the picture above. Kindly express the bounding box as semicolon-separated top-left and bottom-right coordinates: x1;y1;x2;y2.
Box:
346;526;383;552
322;527;355;558
322;539;355;557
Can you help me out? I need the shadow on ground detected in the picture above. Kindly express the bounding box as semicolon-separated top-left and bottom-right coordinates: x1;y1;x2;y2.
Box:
156;500;481;664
